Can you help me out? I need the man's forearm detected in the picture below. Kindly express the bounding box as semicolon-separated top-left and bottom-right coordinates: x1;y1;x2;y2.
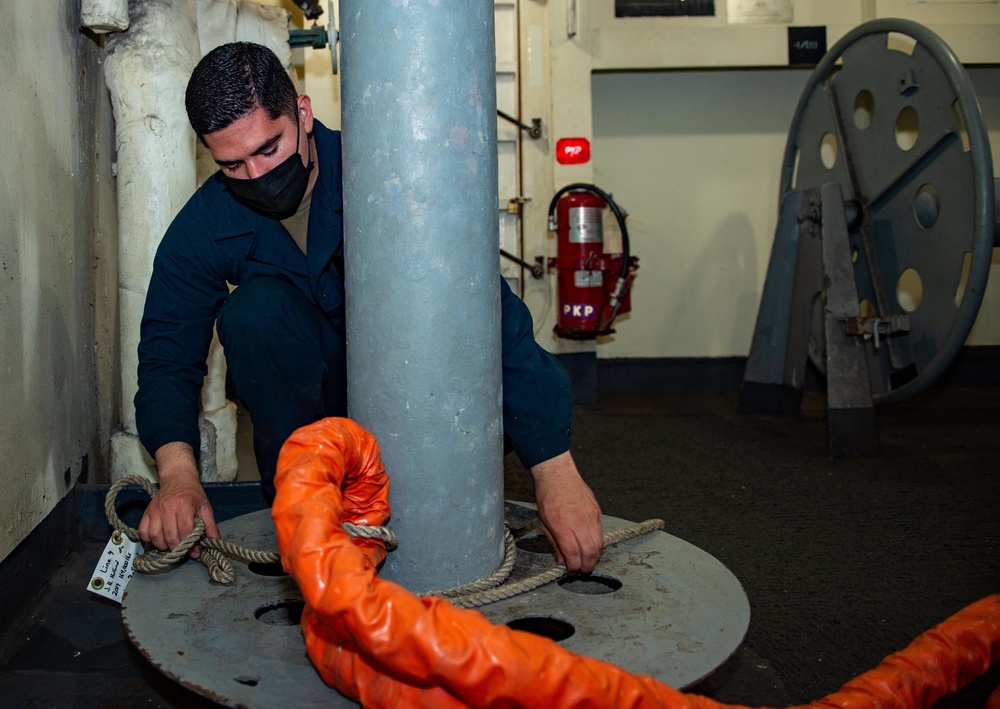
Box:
154;441;200;482
530;451;603;573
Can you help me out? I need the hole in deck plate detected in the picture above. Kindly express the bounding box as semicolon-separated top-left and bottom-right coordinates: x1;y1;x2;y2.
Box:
507;616;575;642
254;600;304;626
234;675;260;687
248;561;287;577
516;535;553;555
557;572;623;595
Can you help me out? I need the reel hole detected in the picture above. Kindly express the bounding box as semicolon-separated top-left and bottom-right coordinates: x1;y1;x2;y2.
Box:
955;252;971;308
952;101;971;153
913;184;940;230
820;132;838;169
853;90;875;130
895;106;920;151
886;32;917;56
897;268;924;313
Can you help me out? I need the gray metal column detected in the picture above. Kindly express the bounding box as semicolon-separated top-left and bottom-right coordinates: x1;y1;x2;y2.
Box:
340;2;504;591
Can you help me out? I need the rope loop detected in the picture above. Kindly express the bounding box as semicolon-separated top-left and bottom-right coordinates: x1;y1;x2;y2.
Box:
105;475;395;584
439;519;666;609
106;475;663;600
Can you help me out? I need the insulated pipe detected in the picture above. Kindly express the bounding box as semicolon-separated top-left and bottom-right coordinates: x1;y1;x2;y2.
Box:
106;0;291;484
340;1;505;591
105;0;200;480
80;0;129;33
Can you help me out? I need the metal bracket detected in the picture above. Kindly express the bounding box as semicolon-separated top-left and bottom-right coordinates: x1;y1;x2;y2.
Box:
288;1;339;74
843;314;911;350
288;24;328;50
820;182;879;458
500;249;545;279
497;110;543;140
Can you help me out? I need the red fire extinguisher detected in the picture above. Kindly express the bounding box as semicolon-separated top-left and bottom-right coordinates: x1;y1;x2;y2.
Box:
547;184;638;339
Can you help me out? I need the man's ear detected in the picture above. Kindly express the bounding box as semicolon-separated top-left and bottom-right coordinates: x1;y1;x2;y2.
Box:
297;94;314;134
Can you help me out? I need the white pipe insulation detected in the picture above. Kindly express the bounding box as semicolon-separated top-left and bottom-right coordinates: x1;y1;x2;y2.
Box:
80;0;129;34
105;0;291;484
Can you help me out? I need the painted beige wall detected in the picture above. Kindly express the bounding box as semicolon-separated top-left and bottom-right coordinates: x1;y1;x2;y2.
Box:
532;0;1000;358
591;66;1000;358
281;1;1000;360
0;2;118;562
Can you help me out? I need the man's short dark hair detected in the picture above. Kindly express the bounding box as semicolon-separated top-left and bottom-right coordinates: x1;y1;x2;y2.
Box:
185;42;298;137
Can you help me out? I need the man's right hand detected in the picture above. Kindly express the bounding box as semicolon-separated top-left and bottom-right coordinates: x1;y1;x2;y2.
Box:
138;442;220;559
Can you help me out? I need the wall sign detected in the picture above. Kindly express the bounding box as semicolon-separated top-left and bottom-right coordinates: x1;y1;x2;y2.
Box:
727;0;793;24
616;0;715;17
788;26;827;66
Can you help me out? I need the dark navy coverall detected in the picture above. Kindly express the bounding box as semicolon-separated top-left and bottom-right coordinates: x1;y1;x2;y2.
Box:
135;120;571;498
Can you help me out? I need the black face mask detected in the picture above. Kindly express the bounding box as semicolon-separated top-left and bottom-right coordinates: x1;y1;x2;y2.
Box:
221;120;314;220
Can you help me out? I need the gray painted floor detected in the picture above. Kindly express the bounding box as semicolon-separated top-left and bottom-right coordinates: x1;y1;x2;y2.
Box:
1;387;998;707
505;388;1000;707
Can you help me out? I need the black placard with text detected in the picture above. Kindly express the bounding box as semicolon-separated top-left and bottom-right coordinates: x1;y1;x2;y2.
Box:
788;26;827;66
616;0;715;17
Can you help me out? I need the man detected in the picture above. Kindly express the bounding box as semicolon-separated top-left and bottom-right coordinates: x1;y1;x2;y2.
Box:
135;42;603;573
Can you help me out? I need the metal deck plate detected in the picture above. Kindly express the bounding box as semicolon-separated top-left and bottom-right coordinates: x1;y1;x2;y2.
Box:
122;505;749;707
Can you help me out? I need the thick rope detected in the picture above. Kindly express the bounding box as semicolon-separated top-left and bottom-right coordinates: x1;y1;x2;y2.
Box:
420;528;518;599
105;475;397;584
442;518;666;609
106;476;663;602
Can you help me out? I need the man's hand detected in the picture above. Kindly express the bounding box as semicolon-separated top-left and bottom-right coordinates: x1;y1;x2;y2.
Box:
531;451;603;573
138;442;219;559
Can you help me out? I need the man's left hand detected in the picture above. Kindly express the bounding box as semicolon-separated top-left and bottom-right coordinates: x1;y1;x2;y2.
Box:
531;451;603;573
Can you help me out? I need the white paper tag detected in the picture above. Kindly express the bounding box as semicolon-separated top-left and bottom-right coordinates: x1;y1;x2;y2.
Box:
87;531;144;603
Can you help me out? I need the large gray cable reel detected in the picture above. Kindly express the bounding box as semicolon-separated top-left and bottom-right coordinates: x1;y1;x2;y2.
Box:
740;19;996;457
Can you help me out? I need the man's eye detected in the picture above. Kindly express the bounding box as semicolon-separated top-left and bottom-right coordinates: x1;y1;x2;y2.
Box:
263;146;279;157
